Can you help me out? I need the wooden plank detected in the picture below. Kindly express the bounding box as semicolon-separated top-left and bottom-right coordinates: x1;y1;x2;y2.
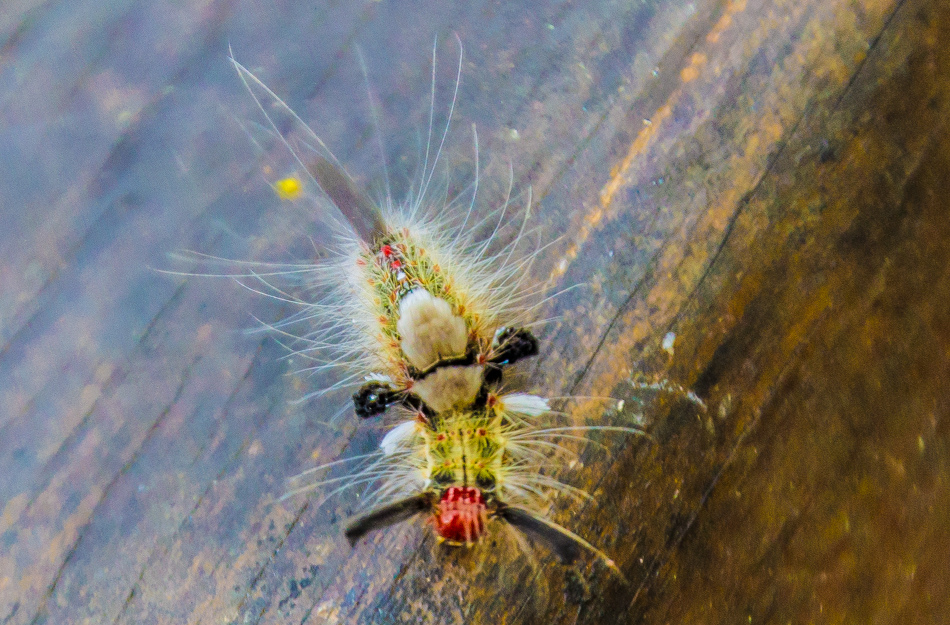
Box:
1;0;947;623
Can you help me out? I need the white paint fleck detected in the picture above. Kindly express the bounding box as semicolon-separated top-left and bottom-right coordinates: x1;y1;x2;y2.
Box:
662;331;676;355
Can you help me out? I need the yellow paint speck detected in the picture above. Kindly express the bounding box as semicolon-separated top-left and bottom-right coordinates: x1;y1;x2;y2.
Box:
274;176;304;200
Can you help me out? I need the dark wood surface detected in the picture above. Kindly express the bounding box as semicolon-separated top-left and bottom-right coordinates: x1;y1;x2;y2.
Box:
2;0;948;623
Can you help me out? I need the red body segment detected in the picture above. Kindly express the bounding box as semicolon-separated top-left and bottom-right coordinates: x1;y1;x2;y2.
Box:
433;487;488;544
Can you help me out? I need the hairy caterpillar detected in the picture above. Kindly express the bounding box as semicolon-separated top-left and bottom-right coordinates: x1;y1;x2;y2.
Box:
193;40;701;578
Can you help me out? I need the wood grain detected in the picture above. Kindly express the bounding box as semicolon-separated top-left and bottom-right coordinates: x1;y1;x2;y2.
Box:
1;0;948;623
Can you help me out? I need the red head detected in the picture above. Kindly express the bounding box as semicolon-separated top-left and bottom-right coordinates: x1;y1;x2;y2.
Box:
433;486;487;544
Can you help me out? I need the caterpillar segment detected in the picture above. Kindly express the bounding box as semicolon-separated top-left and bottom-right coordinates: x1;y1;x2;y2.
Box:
342;392;620;572
304;152;542;418
343;206;540;417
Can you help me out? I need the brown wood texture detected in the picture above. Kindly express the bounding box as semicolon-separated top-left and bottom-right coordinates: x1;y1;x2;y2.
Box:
2;0;949;623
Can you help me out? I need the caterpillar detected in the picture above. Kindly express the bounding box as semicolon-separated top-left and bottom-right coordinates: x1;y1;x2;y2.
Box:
201;40;702;579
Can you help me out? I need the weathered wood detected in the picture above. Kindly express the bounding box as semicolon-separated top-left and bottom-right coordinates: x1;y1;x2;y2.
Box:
1;0;948;623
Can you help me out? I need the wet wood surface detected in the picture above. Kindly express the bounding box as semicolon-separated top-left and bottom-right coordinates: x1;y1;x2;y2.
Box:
2;0;949;623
